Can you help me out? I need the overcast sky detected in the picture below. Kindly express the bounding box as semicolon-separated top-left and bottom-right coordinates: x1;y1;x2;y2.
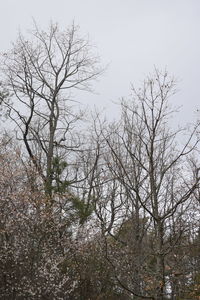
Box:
1;0;200;124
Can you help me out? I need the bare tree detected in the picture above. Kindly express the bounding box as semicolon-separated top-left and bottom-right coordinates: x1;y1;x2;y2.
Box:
91;70;200;299
1;22;102;198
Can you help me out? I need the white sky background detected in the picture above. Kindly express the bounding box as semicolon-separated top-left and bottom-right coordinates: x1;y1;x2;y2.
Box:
1;0;200;125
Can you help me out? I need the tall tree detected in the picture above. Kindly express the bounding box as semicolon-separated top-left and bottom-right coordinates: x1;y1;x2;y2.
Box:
1;22;102;199
91;70;200;299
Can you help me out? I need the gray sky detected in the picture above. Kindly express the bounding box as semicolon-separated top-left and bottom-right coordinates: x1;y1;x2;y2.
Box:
1;0;200;124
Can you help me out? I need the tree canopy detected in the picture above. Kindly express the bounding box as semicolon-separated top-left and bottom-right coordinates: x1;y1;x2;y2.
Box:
0;23;200;300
